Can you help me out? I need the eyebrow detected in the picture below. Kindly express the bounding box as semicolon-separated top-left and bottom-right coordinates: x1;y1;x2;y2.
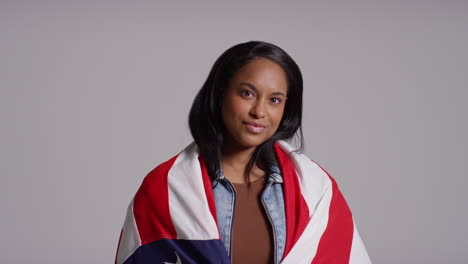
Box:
239;82;287;97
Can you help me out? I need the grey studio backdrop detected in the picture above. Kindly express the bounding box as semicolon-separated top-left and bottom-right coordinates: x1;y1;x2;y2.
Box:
1;1;467;263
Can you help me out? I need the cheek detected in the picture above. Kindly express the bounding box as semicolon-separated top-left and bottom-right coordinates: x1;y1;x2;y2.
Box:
270;107;286;124
223;97;248;118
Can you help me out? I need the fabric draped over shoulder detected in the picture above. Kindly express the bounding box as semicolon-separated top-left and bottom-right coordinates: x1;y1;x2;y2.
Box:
115;141;371;264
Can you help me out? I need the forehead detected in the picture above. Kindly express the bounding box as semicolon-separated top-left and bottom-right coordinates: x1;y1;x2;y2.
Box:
229;58;288;93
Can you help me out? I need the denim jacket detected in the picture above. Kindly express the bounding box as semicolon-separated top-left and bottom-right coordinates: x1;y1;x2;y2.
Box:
212;166;286;264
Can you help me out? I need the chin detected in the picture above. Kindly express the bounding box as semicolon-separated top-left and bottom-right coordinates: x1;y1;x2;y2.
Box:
237;135;270;149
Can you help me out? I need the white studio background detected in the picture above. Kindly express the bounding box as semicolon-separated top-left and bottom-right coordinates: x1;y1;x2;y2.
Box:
1;1;467;263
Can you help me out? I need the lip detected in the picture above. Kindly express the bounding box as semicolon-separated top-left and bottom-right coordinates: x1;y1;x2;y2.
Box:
243;121;266;134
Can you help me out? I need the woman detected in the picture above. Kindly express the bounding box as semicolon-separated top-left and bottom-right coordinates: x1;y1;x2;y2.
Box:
115;41;371;264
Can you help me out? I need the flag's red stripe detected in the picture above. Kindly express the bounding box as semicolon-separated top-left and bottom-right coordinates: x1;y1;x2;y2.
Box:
311;165;354;264
274;144;310;261
133;155;179;244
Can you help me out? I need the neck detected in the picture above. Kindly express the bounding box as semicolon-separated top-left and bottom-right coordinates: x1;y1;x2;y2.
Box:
221;142;264;183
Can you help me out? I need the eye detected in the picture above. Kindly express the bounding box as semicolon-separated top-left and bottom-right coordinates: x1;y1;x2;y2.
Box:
270;97;282;104
240;89;254;98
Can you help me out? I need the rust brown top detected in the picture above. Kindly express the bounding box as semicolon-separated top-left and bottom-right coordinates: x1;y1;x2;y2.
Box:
231;175;274;264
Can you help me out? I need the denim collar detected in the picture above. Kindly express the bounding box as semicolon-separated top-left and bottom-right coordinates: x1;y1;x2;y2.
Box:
213;165;283;184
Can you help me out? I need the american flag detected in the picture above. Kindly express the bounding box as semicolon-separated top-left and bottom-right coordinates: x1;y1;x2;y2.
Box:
115;141;371;264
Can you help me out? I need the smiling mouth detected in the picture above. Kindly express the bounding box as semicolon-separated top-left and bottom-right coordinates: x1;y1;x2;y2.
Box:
243;122;266;134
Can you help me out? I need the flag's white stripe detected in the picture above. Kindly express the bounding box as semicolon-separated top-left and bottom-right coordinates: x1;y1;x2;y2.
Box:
349;221;372;264
280;183;333;264
167;142;219;240
116;198;142;264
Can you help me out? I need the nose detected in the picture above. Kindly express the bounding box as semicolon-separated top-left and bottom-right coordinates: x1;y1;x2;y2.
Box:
250;99;266;119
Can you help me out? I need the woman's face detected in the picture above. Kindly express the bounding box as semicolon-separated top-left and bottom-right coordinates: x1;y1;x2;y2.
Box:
221;58;288;151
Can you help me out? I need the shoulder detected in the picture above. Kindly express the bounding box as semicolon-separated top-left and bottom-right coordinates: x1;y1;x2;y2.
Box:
141;153;180;187
138;142;200;192
274;140;343;201
131;153;182;224
274;140;333;183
